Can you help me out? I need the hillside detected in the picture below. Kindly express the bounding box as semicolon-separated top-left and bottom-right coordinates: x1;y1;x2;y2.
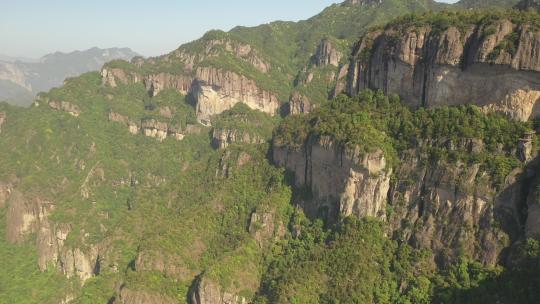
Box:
0;1;539;304
0;47;138;106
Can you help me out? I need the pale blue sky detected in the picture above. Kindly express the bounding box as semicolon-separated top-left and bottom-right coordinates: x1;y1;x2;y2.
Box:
1;0;456;58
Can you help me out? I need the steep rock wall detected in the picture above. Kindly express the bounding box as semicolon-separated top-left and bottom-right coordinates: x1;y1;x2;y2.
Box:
103;67;279;125
190;277;247;304
346;20;540;120
273;136;535;266
273;135;391;220
0;111;6;134
194;67;279;125
4;189;100;283
211;128;265;149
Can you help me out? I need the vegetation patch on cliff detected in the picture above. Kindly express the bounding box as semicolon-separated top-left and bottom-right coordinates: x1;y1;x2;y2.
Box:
275;90;535;187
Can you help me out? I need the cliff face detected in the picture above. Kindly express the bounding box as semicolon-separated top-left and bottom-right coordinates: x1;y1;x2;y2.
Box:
346;20;540;120
288;93;315;115
108;111;201;141
0;112;5;133
273;136;391;221
194;67;280;125
3;189;100;283
211;128;265;149
386;149;525;266
103;66;279;125
273;135;537;266
314;39;342;67
190;277;247;304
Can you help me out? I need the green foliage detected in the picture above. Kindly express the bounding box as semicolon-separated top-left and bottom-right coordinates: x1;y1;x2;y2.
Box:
257;216;435;304
487;30;521;61
433;240;540;303
212;103;279;140
276;90;533;187
385;9;540;34
0;210;70;304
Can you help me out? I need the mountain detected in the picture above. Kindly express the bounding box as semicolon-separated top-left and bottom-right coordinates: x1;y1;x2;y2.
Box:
0;47;139;106
0;1;539;304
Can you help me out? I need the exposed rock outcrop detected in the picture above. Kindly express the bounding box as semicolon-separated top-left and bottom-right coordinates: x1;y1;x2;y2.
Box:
0;111;5;133
315;39;343;67
144;73;192;97
346;21;540;121
194;67;280;125
4;189;100;283
211;128;265;149
190;277;247;304
249;211;286;248
273;135;391;221
518;131;536;162
273;131;535;266
141;119;169;141
0;182;13;209
48;100;81;117
314;39;342;67
101;67;141;88
104;66;279;125
109;112;201;140
386;151;523;266
216;150;253;178
288;93;314;115
57;247;100;282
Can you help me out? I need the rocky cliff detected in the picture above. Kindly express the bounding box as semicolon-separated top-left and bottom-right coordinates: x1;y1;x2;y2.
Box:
0;111;5;133
4;189;100;283
190;277;247;304
211;128;265;149
273;135;391;221
273;133;540;266
108;111;201;141
103;66;279;125
346;17;540;121
314;39;342;67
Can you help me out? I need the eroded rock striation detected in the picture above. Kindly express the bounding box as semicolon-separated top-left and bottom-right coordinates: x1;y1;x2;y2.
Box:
314;39;342;67
108;111;201;141
288;93;315;115
211;128;265;149
0;111;5;133
346;20;540;121
193;67;280;125
4;189;100;283
190;277;247;304
273;134;539;266
47;100;81;117
273;135;391;221
103;65;279;125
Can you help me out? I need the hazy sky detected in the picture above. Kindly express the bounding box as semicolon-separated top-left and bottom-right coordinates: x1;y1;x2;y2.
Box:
2;0;456;59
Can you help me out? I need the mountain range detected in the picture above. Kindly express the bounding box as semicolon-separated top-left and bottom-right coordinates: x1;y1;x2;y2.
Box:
0;0;539;303
0;47;139;106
